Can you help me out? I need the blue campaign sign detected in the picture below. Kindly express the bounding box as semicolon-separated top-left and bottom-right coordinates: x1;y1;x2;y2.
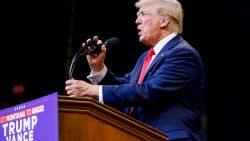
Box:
0;92;59;141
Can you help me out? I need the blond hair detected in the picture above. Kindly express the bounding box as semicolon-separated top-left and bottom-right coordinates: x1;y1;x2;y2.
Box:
135;0;183;33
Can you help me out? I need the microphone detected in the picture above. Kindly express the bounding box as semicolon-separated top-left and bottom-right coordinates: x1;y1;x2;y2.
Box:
84;37;120;55
68;37;120;79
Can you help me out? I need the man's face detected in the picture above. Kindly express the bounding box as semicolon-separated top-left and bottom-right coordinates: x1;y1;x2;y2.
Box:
135;3;162;47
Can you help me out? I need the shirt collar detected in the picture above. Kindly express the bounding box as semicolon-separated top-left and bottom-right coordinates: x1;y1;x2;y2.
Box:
153;32;178;55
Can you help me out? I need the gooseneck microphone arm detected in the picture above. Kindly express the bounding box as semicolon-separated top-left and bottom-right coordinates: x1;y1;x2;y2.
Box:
68;46;84;79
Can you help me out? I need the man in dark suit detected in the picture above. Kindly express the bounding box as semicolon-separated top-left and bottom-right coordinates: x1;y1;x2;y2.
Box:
65;0;206;140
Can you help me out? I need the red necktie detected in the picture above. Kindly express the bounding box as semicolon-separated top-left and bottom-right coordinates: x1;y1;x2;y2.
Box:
129;48;155;116
137;48;155;84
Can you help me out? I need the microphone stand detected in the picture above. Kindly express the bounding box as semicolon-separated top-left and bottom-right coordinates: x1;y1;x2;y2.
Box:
68;47;85;79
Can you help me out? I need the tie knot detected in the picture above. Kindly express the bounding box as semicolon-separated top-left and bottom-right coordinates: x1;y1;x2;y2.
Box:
148;48;155;57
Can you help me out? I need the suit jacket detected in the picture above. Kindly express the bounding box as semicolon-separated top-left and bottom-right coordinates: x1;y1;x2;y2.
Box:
100;34;206;141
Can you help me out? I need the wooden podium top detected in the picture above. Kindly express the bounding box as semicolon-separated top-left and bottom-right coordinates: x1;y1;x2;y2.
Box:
58;95;168;141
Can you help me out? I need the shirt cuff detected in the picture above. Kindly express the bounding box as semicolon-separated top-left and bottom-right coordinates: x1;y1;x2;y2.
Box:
99;86;104;103
87;66;107;84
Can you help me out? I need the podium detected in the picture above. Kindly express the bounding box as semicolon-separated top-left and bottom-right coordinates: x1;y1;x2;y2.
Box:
58;95;168;141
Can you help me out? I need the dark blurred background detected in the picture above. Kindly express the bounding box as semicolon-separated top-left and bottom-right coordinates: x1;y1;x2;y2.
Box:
0;0;249;141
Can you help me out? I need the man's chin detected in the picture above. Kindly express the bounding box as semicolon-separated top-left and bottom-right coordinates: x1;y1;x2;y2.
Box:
138;36;144;42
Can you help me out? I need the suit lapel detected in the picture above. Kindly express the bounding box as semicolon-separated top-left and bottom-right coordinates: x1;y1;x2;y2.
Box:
143;34;183;81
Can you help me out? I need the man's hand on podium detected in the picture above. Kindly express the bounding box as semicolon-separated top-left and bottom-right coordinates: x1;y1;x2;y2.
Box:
65;79;99;100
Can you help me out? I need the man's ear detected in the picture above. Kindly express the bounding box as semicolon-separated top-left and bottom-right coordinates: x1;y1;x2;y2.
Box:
160;17;170;28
